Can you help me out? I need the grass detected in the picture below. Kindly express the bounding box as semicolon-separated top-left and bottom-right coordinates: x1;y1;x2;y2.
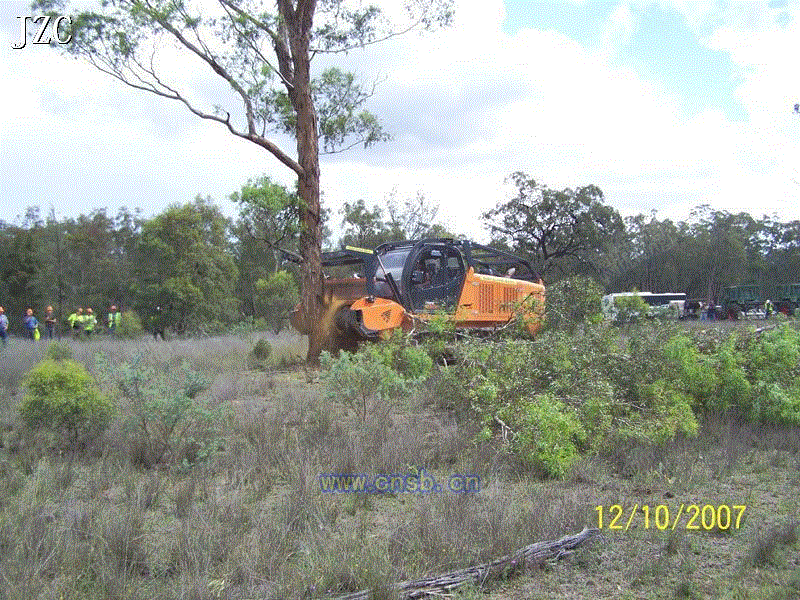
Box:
0;332;799;600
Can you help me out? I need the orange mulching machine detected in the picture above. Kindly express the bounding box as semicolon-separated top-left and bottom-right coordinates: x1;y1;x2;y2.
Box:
290;239;545;350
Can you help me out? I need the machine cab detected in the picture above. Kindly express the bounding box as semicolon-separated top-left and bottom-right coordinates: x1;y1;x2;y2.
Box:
404;243;467;312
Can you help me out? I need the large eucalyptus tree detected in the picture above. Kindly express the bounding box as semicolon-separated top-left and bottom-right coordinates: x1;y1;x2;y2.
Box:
35;0;451;358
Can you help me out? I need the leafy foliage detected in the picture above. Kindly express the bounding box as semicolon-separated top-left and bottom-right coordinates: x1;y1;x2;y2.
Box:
491;393;587;478
319;346;409;422
371;332;434;383
99;354;228;468
133;197;239;335
444;321;800;479
232;176;300;273
442;324;700;477
117;310;143;339
20;359;112;446
44;341;73;362
483;171;625;279
612;292;652;323
253;271;300;334
741;326;800;425
248;338;273;371
545;275;604;331
339;191;450;249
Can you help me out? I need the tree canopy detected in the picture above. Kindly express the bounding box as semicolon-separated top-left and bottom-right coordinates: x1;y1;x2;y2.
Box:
133;196;239;334
483;171;625;280
35;0;453;358
3;185;800;337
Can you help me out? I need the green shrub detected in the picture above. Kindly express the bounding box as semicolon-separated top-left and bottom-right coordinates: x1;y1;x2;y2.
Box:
44;341;73;361
630;380;698;444
663;334;717;408
106;354;228;467
494;393;586;478
117;310;144;339
372;332;433;383
254;271;300;334
435;320;800;477
613;292;651;323
714;339;752;415
20;359;113;446
744;326;800;385
545;275;604;331
319;346;408;421
248;338;273;370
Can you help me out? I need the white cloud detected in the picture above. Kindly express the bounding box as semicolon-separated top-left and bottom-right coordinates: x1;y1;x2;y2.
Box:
1;0;799;238
598;1;638;60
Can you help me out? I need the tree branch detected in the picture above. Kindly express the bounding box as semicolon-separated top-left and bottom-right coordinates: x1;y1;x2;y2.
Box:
141;0;259;137
319;136;373;155
310;18;420;54
216;0;295;90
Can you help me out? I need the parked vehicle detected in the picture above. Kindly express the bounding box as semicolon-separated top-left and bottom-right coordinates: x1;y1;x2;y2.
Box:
601;292;686;322
719;285;763;319
289;239;546;350
774;283;800;316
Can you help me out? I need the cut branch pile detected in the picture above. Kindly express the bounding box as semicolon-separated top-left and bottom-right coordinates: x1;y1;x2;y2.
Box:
333;527;601;600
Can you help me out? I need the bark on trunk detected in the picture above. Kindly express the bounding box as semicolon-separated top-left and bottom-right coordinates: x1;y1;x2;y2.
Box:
287;0;324;362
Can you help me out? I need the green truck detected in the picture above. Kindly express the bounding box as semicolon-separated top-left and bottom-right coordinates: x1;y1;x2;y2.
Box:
774;284;800;316
719;285;763;319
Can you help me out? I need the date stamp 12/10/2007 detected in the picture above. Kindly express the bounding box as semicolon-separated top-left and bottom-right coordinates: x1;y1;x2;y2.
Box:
595;504;746;531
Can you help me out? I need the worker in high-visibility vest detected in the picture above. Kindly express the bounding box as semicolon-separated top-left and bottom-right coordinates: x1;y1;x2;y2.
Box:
108;305;121;338
764;298;774;320
69;307;83;339
84;308;97;338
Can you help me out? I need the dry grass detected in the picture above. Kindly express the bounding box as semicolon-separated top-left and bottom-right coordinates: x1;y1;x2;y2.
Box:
1;333;799;600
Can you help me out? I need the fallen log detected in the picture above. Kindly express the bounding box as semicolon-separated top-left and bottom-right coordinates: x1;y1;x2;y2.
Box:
333;527;601;600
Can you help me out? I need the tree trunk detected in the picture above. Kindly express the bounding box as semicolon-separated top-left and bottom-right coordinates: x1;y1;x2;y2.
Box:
288;0;324;362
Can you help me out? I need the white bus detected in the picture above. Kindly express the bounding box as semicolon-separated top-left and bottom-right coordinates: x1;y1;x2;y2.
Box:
601;292;687;321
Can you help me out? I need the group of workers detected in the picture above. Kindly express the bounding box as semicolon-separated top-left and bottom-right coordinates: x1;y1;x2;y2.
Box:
0;304;122;346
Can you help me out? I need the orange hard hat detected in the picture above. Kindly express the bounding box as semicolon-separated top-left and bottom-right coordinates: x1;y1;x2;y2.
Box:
46;306;53;311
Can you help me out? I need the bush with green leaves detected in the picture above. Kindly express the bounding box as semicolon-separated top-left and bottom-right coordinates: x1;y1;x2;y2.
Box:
445;322;704;476
740;326;800;425
662;334;718;408
44;341;73;362
545;275;604;332
20;359;113;447
485;393;587;478
117;310;144;339
371;332;433;383
98;353;229;467
319;346;408;421
248;338;273;370
613;292;651;324
439;320;800;478
660;325;800;426
254;271;300;334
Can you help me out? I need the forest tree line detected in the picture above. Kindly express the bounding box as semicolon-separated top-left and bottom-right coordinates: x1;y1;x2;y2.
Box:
2;172;799;336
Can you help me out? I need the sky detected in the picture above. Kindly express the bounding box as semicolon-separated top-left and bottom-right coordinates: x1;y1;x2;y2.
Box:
1;0;799;242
